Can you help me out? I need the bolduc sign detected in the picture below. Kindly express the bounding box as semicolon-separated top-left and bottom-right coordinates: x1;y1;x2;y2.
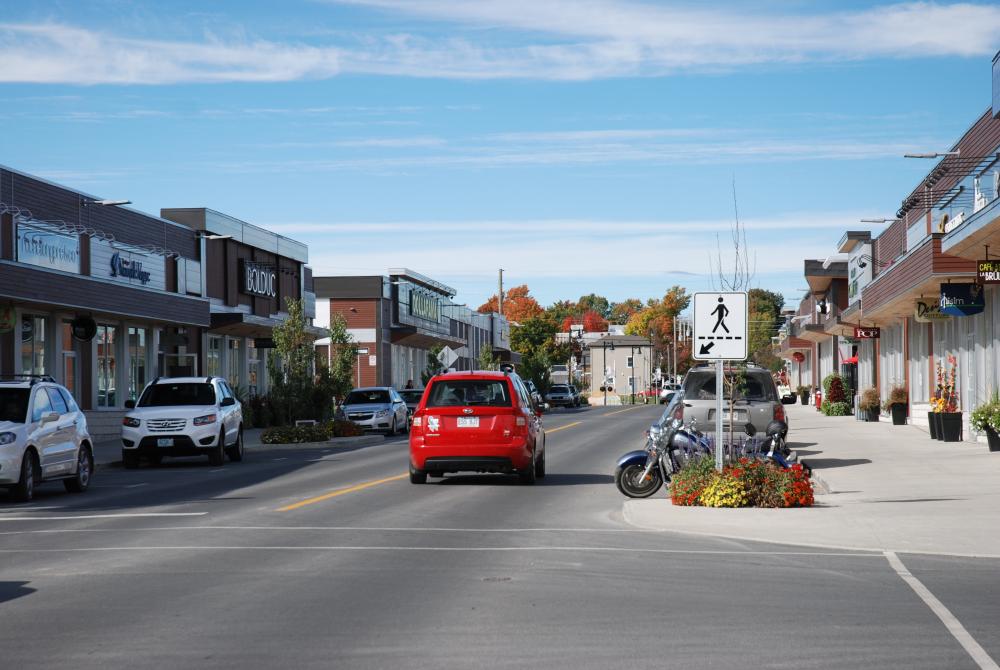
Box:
854;326;881;339
242;261;277;298
979;260;1000;284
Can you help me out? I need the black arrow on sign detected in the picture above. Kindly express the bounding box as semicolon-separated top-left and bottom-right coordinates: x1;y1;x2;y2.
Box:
699;342;715;355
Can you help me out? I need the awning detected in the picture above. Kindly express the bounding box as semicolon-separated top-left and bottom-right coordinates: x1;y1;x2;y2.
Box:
843;356;858;364
209;311;325;339
389;325;465;350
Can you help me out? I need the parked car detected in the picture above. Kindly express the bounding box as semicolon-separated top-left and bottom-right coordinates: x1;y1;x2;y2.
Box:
523;379;545;410
409;370;545;484
121;376;244;468
342;387;409;435
680;365;795;436
659;390;677;405
546;384;581;408
0;375;94;502
398;388;425;424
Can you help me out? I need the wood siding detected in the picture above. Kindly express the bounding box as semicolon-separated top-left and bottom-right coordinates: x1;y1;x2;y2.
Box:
873;218;907;274
862;235;977;314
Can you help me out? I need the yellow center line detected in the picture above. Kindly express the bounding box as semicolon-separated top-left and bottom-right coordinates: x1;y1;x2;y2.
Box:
545;421;582;434
606;405;647;415
277;473;408;512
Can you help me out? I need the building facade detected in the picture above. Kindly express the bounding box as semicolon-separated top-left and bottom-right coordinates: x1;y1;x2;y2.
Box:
314;269;514;389
0;167;315;438
586;335;653;399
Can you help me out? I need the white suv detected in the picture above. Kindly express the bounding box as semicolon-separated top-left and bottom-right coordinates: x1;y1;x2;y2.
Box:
0;375;94;502
122;376;244;468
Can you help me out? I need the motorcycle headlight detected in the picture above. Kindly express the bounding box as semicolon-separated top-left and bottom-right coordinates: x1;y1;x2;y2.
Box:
0;432;17;446
193;414;217;426
122;417;141;428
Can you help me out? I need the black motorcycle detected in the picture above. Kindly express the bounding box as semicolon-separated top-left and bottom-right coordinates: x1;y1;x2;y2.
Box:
614;394;686;498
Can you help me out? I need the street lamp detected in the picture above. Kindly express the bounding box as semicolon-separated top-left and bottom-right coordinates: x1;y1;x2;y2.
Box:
903;151;960;159
860;218;901;224
81;198;131;207
602;338;615;406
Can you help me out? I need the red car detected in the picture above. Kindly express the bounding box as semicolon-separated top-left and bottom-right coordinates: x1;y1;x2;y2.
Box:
408;370;546;484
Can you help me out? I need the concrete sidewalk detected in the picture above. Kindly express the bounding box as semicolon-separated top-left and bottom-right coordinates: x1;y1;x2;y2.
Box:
92;427;385;467
623;403;1000;557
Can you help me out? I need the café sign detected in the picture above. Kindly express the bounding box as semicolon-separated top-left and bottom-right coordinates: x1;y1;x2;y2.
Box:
979;260;1000;284
854;326;881;339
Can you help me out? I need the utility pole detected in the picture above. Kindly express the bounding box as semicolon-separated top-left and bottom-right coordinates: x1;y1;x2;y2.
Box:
673;316;678;384
497;268;504;317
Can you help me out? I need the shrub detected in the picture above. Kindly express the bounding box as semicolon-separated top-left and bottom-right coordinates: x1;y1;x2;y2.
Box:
859;387;880;411
670;456;717;506
330;419;364;438
822;401;852;416
971;391;1000;433
795;385;810;396
883;385;908;411
783;464;814;507
261;424;331;444
827;375;846;403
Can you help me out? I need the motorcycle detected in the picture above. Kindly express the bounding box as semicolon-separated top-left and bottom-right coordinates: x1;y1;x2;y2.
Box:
614;393;688;498
743;420;811;476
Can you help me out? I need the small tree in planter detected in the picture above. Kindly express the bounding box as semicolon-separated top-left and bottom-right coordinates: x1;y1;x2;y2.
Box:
932;355;962;442
796;385;810;405
970;391;1000;452
883;385;908;425
859;388;881;422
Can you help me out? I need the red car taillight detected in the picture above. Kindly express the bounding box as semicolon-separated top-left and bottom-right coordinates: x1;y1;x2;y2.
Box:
773;403;785;422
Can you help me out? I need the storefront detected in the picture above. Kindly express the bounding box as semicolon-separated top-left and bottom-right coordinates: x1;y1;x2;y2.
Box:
1;167;315;438
314;268;514;390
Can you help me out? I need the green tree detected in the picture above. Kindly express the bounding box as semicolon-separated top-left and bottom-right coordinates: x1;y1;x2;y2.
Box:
268;297;322;424
748;288;785;372
478;344;499;370
576;293;611;320
325;312;358;402
421;344;444;385
519;348;553;395
610;298;643;323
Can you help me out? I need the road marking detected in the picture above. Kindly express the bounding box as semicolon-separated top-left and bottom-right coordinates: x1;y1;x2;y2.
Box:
124;483;148;489
210;468;225;473
272;457;287;462
0;512;208;522
545;421;581;434
884;551;999;670
277;473;408;512
607;406;646;415
0;545;884;557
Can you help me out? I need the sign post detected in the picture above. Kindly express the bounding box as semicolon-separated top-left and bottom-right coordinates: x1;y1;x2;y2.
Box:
692;292;748;471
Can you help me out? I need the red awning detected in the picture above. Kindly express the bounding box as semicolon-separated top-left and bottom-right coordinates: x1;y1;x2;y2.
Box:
843;356;858;364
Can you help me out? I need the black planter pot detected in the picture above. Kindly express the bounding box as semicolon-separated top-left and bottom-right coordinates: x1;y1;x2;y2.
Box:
986;427;1000;452
929;412;941;440
939;412;963;442
799;395;809;406
865;408;880;422
890;403;907;426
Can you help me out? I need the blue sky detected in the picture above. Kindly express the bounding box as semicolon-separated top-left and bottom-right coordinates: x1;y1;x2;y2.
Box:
1;1;998;313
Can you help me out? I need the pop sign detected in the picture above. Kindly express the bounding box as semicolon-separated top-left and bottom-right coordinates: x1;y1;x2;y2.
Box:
854;326;881;339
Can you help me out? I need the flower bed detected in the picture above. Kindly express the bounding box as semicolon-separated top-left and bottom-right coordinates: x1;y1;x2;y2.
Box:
261;419;365;444
670;457;814;508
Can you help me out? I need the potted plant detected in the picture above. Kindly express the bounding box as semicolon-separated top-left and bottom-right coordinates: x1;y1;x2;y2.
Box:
970;391;1000;452
928;391;940;439
934;355;962;442
859;387;881;422
796;385;810;405
883;385;908;426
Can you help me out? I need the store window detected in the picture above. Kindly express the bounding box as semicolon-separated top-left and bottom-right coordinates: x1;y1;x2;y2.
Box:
20;314;47;376
207;336;223;377
227;338;241;388
60;320;77;400
128;327;147;401
97;325;118;408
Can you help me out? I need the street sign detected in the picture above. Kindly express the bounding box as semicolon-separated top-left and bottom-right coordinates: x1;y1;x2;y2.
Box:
356;348;369;355
692;292;748;361
437;346;459;368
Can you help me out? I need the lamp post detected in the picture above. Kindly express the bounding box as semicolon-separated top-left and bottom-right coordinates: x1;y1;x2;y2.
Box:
602;339;615;406
630;345;636;405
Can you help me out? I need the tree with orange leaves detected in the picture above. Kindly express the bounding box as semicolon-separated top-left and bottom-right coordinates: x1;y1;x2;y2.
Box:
477;284;544;323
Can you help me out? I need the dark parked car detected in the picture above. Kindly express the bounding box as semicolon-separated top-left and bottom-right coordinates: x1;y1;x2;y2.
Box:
545;384;581;408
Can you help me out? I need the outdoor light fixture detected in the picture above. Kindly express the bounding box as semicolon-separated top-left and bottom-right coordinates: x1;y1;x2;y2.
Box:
198;233;232;241
81;198;131;207
860;218;901;224
904;151;960;159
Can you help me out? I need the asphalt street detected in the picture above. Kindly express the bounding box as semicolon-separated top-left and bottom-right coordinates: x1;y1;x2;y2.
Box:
2;404;999;669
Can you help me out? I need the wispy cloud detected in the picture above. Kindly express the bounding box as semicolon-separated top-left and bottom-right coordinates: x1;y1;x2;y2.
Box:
2;2;998;84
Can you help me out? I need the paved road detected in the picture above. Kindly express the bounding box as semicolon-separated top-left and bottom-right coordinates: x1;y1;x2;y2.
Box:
2;405;998;669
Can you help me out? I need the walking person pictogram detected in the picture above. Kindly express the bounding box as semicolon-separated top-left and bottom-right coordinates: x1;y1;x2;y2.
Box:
711;297;730;334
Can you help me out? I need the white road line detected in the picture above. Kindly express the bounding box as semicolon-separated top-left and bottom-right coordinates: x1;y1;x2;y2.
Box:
0;512;208;522
124;483;148;489
0;545;881;557
884;551;1000;670
271;457;287;461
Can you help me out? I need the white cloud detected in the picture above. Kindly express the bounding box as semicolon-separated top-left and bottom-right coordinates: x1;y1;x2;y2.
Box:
2;2;998;84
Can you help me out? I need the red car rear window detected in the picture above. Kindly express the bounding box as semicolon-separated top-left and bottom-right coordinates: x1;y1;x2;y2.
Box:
425;380;512;407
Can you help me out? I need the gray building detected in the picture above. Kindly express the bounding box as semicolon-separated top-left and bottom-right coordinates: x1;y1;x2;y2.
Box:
586;335;653;399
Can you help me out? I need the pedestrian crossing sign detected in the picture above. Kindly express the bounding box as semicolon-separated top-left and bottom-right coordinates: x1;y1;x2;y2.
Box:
692;292;748;361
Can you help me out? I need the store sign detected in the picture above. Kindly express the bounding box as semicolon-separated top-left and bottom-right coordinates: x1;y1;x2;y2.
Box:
854;326;880;339
410;291;440;322
915;299;951;323
16;223;80;274
940;282;985;317
242;261;277;298
978;260;1000;284
110;251;151;285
